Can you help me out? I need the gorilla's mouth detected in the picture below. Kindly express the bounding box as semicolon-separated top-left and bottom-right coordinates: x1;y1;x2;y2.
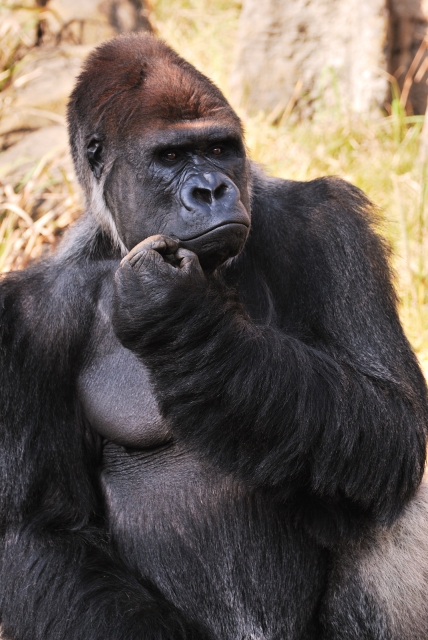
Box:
176;221;250;243
178;222;250;269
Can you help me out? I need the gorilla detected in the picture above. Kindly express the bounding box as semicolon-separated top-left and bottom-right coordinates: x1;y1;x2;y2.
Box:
0;34;427;640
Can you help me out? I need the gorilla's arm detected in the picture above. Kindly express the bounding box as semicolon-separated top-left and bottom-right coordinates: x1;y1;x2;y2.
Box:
0;263;206;640
113;176;428;537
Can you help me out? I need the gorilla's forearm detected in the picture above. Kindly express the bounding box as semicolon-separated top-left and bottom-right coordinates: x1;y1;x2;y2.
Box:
114;267;427;530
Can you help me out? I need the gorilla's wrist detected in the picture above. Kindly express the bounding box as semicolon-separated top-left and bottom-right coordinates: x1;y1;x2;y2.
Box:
112;275;240;356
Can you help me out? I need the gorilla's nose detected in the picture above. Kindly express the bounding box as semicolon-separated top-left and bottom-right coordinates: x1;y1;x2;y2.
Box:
181;173;239;210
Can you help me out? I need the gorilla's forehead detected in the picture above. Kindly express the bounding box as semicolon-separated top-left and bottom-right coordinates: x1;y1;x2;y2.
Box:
69;34;244;145
137;120;244;149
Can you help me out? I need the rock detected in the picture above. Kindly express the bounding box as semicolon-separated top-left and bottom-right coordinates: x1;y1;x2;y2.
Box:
0;125;70;178
230;0;428;116
230;0;389;116
40;0;152;46
0;125;75;181
0;45;91;137
0;1;153;144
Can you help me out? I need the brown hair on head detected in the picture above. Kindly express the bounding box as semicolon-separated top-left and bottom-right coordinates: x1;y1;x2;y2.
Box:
67;33;243;147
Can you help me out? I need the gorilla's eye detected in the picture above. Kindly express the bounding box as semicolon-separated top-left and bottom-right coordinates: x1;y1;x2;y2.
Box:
212;147;223;155
162;150;179;162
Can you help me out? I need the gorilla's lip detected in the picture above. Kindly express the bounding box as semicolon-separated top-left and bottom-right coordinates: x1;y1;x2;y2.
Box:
175;221;249;243
177;222;249;270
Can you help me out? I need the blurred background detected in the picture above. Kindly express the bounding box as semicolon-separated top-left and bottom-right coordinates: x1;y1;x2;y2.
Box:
0;0;427;375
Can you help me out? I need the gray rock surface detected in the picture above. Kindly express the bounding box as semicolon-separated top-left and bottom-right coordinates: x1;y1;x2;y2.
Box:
230;0;389;116
0;125;70;178
0;45;91;136
40;0;152;45
230;0;428;116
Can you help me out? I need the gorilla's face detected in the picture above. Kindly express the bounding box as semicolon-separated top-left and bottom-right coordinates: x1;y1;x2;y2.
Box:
90;120;251;270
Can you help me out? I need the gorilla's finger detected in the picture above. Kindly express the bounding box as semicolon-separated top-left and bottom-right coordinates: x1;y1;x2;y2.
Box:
122;235;179;266
175;248;196;260
175;248;204;276
128;249;164;269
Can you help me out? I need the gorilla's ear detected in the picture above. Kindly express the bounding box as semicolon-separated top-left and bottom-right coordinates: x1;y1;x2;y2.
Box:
86;138;104;179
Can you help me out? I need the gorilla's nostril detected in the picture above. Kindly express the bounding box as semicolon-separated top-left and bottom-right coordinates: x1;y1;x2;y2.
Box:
192;187;212;205
213;183;228;200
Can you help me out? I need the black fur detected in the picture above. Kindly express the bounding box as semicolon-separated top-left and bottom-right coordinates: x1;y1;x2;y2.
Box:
0;35;427;640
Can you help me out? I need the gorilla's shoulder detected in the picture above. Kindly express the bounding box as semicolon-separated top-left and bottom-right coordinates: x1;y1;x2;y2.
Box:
0;247;114;345
251;167;375;226
0;214;118;303
250;168;380;258
0;255;105;303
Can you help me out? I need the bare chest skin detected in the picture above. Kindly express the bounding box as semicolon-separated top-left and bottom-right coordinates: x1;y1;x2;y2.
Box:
77;281;172;449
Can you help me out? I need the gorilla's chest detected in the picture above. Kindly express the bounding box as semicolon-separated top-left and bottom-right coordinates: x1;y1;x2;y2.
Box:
77;293;171;449
101;442;326;640
77;279;325;640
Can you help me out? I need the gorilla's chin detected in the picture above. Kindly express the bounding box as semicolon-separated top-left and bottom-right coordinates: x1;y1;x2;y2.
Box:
178;223;249;270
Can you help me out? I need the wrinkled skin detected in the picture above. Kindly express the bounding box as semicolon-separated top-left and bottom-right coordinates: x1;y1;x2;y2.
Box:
102;124;251;270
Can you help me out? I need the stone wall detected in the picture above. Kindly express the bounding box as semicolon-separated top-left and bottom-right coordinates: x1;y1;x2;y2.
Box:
230;0;428;116
37;0;152;46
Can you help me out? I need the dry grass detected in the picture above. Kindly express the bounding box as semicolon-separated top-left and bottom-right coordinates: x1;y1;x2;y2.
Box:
0;0;427;373
0;150;81;271
0;0;84;269
0;0;42;91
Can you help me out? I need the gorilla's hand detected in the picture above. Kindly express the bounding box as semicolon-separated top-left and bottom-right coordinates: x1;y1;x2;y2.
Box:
117;234;205;302
112;235;207;352
125;235;204;286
